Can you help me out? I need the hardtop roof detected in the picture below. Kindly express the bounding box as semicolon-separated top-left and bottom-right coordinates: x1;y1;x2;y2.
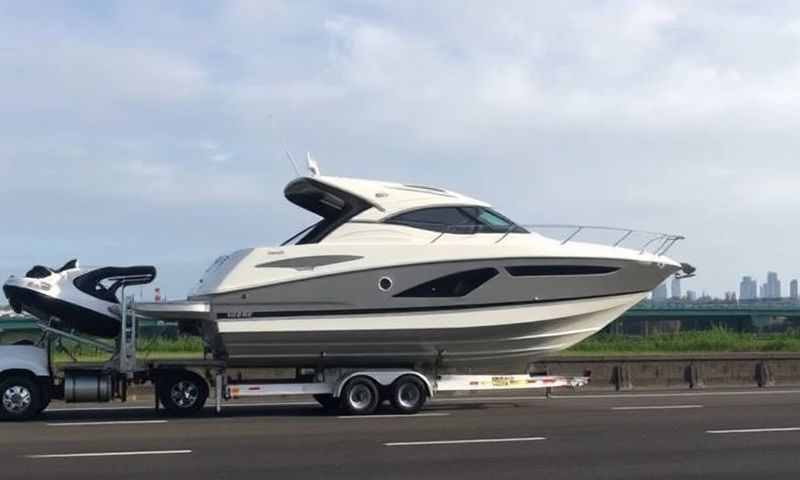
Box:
284;175;490;220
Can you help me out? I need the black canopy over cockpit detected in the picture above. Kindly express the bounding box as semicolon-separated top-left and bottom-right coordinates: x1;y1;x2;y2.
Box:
73;266;157;303
283;177;373;245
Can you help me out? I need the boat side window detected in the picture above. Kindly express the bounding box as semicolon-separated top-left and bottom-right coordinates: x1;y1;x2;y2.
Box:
395;268;499;298
386;207;528;234
386;207;476;234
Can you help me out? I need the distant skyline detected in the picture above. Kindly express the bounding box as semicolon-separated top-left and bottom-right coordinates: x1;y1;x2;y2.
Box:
3;2;800;299
654;271;800;302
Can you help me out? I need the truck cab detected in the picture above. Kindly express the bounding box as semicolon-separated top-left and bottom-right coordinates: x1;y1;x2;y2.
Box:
0;345;51;420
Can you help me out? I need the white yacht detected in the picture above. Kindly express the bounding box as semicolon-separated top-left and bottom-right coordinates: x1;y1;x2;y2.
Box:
133;173;692;368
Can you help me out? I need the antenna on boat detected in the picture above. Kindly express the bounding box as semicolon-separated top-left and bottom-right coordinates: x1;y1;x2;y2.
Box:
285;151;301;176
271;113;301;177
307;152;321;176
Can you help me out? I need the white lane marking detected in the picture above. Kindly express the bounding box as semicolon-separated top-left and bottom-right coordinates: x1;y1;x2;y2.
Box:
27;450;192;459
432;389;800;403
40;389;800;414
386;437;546;447
47;420;168;427
339;413;451;419
612;405;703;411
707;427;800;434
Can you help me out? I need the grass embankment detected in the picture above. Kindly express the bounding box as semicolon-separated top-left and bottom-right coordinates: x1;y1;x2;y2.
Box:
567;326;800;355
52;336;204;363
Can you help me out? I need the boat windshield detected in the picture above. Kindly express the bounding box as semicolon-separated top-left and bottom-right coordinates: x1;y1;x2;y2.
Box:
386;207;528;234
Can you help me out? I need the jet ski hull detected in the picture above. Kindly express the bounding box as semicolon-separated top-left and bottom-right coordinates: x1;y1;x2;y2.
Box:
3;262;155;340
2;284;120;338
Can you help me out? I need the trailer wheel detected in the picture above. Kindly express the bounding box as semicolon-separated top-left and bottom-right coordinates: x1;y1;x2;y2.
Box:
313;394;339;411
157;371;209;416
0;376;40;421
389;376;427;414
339;377;380;415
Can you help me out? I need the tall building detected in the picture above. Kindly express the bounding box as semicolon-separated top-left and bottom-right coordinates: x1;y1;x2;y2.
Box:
765;272;782;299
686;290;697;302
791;279;799;300
740;276;758;300
671;278;682;299
652;283;668;302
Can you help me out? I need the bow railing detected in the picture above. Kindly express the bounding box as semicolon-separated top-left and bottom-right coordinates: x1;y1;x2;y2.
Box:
414;221;684;256
520;224;685;256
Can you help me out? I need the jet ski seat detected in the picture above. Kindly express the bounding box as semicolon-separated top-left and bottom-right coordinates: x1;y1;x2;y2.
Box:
25;259;80;279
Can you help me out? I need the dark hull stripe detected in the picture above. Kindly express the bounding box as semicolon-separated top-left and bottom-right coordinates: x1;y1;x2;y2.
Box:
216;289;649;319
209;256;669;296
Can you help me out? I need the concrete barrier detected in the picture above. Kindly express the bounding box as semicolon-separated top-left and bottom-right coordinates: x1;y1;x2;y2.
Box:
50;353;800;397
531;353;800;390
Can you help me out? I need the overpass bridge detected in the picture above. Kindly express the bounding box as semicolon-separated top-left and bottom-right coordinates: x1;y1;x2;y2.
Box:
616;302;800;334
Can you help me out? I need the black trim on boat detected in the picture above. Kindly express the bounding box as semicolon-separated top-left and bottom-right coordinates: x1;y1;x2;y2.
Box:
256;255;363;270
216;290;650;319
395;268;499;298
506;265;619;277
73;266;157;303
284;178;373;245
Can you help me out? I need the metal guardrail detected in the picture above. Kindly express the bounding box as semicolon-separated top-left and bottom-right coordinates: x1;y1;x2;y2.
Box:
631;302;800;312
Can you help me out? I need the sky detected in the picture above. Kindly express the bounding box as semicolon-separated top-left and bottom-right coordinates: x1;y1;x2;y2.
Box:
1;0;800;299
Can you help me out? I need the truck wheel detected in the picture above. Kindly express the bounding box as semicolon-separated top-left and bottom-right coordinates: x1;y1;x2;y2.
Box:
389;376;427;414
339;377;380;415
313;394;339;411
0;376;40;421
157;371;209;416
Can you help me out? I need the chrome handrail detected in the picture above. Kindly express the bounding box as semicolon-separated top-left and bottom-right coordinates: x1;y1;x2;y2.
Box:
523;224;685;256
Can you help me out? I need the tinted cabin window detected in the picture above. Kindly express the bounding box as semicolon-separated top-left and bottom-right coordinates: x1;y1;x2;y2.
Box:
386;207;527;234
395;268;499;298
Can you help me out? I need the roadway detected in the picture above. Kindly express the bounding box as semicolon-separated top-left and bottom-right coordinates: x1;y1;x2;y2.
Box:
3;388;800;479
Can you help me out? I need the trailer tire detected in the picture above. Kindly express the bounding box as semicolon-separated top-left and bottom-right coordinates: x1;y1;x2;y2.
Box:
313;394;339;411
389;376;427;414
339;377;380;415
0;376;41;421
157;371;209;416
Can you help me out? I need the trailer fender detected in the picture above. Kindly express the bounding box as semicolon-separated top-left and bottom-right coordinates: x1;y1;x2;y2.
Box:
334;370;433;399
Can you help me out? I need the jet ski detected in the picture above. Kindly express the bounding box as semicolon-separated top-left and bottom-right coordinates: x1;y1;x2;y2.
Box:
3;260;156;338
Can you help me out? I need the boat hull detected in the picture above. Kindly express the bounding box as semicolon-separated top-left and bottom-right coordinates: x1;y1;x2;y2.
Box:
214;291;646;369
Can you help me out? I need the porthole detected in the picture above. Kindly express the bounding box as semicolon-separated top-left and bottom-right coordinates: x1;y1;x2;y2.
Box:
378;277;393;292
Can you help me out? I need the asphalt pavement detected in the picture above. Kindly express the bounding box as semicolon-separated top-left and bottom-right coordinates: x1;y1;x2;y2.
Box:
3;388;800;479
